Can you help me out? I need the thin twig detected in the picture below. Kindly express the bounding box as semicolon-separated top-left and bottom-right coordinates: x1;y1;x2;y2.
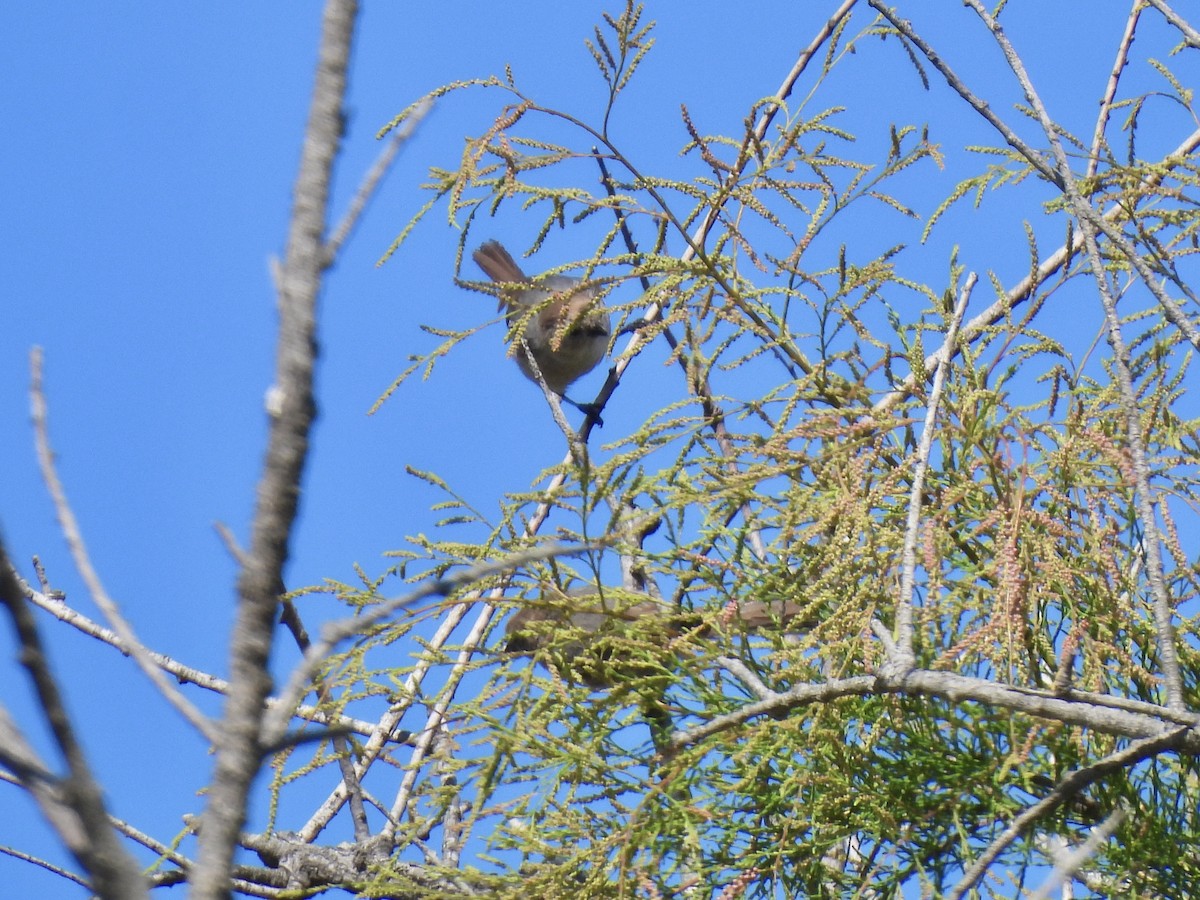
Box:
383;603;497;836
1006;681;1200;728
868;2;1063;187
1087;2;1143;180
295;532;643;839
592;0;861;419
1144;0;1200;48
324;97;433;263
275;595;371;843
893;274;975;663
29;348;216;743
947;728;1184;900
1089;263;1184;705
573;2;863;585
213;521;248;566
0;845;90;889
15;570;392;739
0;763;189;883
715;656;776;702
595;151;768;565
1027;804;1129;900
874;3;1200;356
296;599;476;841
519;338;588;464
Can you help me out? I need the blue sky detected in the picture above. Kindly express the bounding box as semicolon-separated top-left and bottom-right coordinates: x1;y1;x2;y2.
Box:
3;3;1197;896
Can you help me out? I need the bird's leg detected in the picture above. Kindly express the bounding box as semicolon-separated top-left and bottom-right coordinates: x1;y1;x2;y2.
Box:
616;317;654;337
560;393;604;426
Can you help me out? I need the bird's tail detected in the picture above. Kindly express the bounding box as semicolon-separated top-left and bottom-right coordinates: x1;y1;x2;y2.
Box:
472;241;527;284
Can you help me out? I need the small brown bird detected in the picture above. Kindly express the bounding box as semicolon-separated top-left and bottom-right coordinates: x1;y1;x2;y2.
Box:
472;241;611;399
504;587;814;688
